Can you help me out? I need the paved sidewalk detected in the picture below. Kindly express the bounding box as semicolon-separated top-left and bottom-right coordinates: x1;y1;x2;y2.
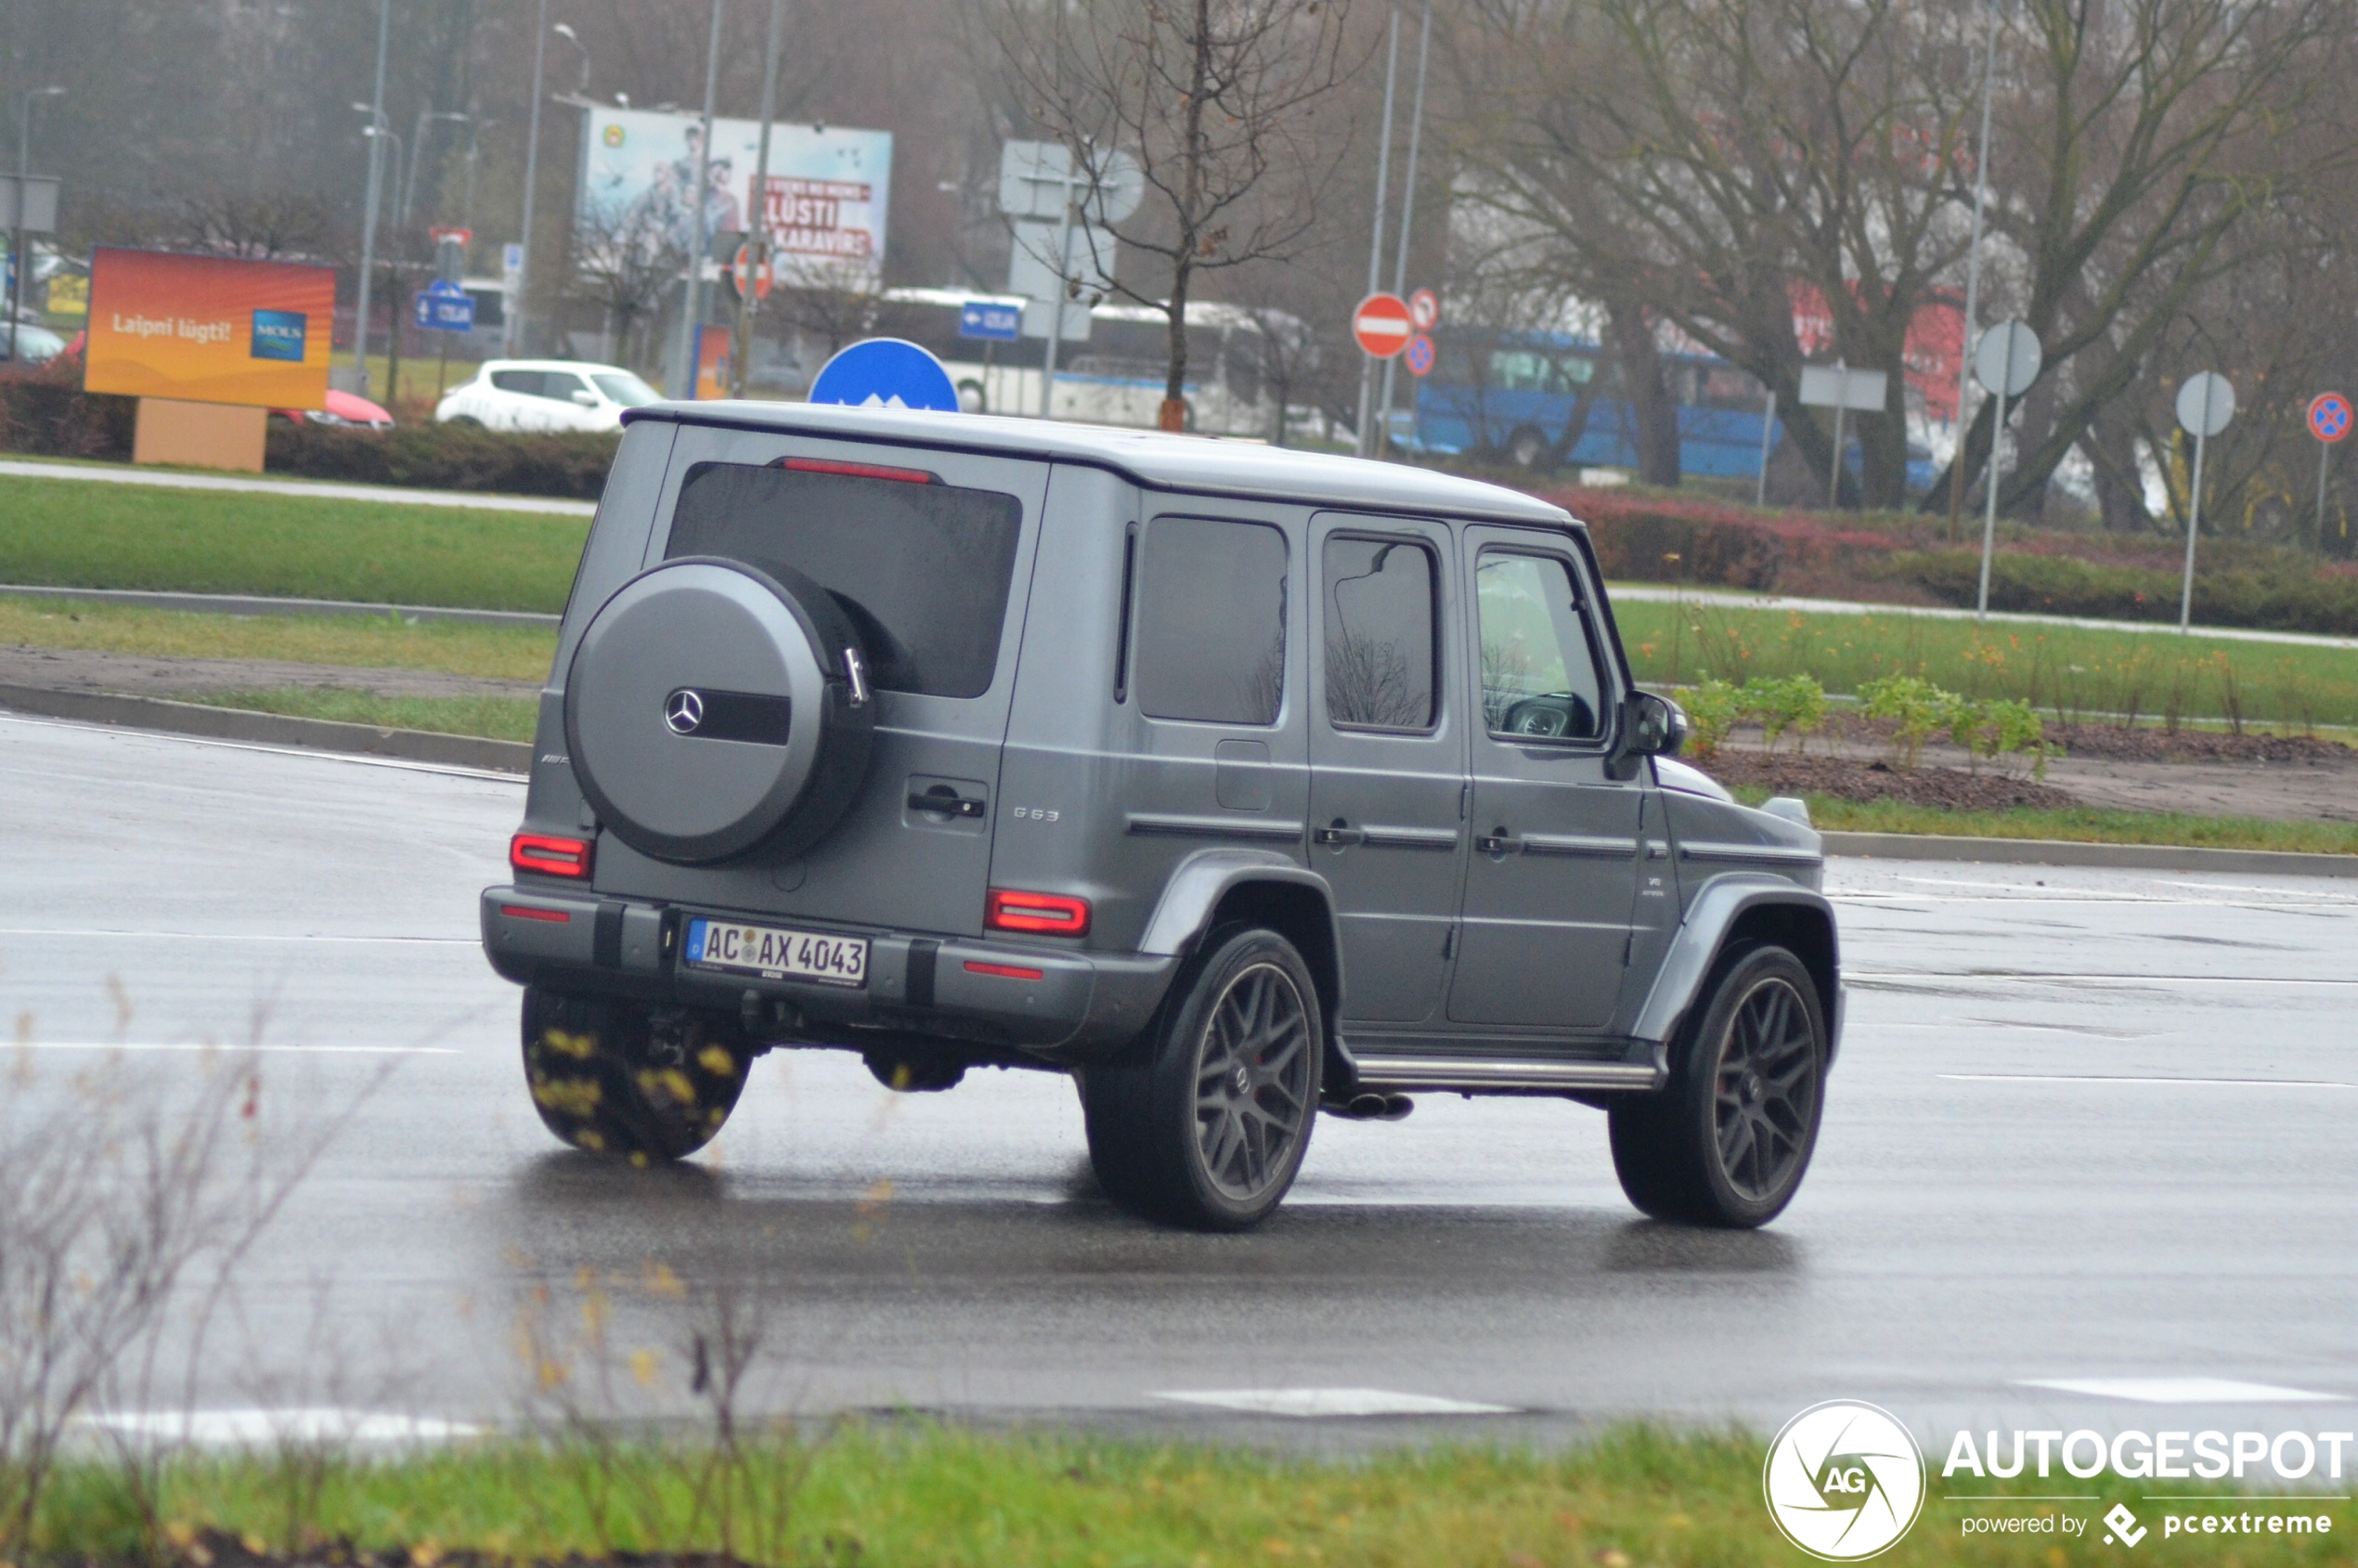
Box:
0;457;597;516
1608;582;2358;652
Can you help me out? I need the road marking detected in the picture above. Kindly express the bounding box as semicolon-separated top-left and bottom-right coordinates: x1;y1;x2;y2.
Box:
1856;971;2358;988
76;1407;482;1444
0;456;596;516
0;928;473;943
1152;1388;1519;1418
19;1041;460;1056
1943;1074;2352;1089
2016;1378;2350;1405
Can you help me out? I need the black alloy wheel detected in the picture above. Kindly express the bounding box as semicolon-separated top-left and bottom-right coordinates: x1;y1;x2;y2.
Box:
1607;943;1825;1227
1082;926;1324;1230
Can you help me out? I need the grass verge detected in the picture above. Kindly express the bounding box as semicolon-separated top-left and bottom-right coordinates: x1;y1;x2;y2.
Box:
35;1424;2356;1567
180;688;538;742
1736;789;2358;855
0;473;585;610
1616;598;2358;730
0;599;557;680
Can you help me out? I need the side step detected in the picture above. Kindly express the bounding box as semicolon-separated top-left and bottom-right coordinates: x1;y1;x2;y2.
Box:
1344;1046;1667;1095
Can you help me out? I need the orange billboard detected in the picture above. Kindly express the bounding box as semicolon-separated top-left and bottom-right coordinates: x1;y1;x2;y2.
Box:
84;247;334;409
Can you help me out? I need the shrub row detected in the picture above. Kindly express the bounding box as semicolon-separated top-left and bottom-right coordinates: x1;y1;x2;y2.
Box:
1553;486;2358;636
0;378;136;460
264;420;618;499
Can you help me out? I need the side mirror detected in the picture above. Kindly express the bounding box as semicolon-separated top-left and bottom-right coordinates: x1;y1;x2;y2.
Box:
570;389;601;407
1624;690;1688;758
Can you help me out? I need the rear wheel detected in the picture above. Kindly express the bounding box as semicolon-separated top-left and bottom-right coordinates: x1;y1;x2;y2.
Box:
522;987;752;1163
1082;926;1323;1230
1607;944;1824;1227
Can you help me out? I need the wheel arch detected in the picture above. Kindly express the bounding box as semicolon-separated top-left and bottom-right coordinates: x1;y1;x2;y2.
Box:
1631;877;1843;1065
1137;849;1343;1072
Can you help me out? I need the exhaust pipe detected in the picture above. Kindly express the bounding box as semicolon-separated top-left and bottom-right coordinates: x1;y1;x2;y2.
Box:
1325;1093;1416;1121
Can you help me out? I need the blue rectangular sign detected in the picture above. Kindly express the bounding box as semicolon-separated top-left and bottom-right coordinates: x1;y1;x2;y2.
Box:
413;289;476;331
250;308;308;363
958;301;1021;343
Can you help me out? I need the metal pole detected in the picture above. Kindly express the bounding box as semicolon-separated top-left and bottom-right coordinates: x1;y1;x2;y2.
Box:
1827;363;1846;509
1947;0;2001;538
2316;440;2332;554
1756;388;1776;508
2180;386;2213;633
1040;186;1074;419
511;0;550;357
10;92;55;367
670;0;726;398
1354;7;1399;458
1976;335;2015;618
1376;0;1431;452
732;0;785;398
353;0;391;396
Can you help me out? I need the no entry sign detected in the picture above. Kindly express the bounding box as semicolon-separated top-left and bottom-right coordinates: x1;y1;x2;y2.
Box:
2309;392;2352;444
1353;292;1412;359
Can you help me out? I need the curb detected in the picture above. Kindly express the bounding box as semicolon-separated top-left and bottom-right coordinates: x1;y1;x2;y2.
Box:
0;457;600;516
1820;830;2358;879
0;685;531;773
0;584;560;628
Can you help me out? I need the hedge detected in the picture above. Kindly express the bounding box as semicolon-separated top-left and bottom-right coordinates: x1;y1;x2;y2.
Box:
264;421;617;499
0;379;136;460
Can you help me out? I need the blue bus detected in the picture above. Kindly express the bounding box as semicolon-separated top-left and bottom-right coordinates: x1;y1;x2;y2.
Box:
1406;331;1933;491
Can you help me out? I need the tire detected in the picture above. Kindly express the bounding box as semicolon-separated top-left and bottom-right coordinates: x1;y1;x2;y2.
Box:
1607;943;1825;1227
1081;926;1324;1231
563;557;875;864
447;414;484;427
522;987;753;1163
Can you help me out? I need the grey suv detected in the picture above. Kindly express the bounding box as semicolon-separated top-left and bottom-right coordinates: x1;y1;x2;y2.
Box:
482;402;1840;1230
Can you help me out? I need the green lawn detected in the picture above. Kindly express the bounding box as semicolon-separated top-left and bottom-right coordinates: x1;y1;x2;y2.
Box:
181;688;538;742
32;1424;2354;1567
0;473;586;611
0;598;556;679
1617;597;2358;731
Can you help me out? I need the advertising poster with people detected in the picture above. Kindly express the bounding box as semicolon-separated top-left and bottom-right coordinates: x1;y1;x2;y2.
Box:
574;108;892;289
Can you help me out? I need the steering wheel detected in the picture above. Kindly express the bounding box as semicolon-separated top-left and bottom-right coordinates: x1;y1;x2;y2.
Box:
1501;693;1596;740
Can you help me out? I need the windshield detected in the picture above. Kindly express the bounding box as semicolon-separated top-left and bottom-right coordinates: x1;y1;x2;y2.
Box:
590;371;660;407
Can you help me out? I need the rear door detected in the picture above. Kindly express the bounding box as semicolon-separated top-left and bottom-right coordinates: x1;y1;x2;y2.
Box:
586;427;1049;938
1306;513;1466;1026
1447;525;1644;1032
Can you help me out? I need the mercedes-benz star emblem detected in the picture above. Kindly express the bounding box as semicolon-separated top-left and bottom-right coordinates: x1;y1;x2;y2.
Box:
664;688;706;735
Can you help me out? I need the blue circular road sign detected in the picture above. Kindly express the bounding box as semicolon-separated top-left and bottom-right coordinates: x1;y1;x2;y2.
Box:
807;338;961;413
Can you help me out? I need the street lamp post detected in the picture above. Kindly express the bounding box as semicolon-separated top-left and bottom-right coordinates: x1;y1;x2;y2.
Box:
551;23;592;96
403;110;471;227
732;0;786;399
667;0;725;400
511;0;553;357
353;0;391;397
1947;0;2002;537
10;86;65;369
1375;0;1432;454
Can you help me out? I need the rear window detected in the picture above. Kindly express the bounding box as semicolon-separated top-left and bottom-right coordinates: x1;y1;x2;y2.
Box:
666;461;1023;699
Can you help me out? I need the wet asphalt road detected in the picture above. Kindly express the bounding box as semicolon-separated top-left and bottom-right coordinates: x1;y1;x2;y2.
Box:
4;711;2354;1450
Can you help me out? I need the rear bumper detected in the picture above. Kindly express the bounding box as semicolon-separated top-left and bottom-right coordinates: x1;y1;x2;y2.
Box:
480;886;1174;1060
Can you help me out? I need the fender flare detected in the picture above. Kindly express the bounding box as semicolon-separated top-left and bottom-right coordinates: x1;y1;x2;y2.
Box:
1629;875;1843;1058
1140;848;1340;954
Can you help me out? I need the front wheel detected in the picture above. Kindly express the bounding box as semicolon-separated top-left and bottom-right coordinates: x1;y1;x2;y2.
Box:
522;987;752;1163
1082;926;1324;1230
1607;944;1825;1227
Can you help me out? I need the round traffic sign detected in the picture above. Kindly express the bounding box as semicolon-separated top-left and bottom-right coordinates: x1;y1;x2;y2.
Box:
1973;321;2041;397
730;244;773;303
1353;292;1412;358
807;338;961;412
2310;392;2352;445
1404;333;1436;378
1408;288;1440;332
2176;371;2235;438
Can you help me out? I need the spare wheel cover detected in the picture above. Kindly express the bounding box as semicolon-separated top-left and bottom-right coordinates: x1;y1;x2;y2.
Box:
565;560;839;863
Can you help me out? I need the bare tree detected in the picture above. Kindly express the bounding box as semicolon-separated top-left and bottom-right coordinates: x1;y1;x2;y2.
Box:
565;202;692;372
997;0;1365;430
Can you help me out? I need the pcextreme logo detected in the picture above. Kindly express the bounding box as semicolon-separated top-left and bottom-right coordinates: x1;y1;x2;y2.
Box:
1764;1400;1928;1560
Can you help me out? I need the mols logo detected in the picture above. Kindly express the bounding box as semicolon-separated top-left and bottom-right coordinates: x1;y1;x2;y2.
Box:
1764;1400;1926;1560
250;308;307;363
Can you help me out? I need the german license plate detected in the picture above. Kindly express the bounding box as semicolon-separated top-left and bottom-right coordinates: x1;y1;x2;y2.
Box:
682;917;868;987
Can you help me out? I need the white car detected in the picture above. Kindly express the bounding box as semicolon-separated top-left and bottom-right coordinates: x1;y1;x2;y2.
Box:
434;359;661;434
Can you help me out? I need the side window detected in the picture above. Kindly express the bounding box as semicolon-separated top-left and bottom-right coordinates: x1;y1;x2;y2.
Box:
1322;535;1437;731
540;373;591;402
1475;551;1608;742
1135;516;1288;726
489;369;544;396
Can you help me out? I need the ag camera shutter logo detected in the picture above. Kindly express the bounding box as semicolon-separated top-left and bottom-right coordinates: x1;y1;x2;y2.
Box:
1764;1400;1926;1560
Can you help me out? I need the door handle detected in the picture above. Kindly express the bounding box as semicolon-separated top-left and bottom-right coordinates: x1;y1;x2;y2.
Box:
1314;819;1366;849
1477;827;1524;856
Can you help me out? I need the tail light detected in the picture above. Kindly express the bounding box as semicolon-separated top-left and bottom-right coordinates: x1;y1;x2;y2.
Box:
778;456;940;485
986;888;1091;937
512;832;593;879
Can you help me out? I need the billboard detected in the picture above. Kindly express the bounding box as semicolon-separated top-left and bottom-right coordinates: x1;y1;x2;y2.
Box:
575;109;892;286
84;247;333;408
